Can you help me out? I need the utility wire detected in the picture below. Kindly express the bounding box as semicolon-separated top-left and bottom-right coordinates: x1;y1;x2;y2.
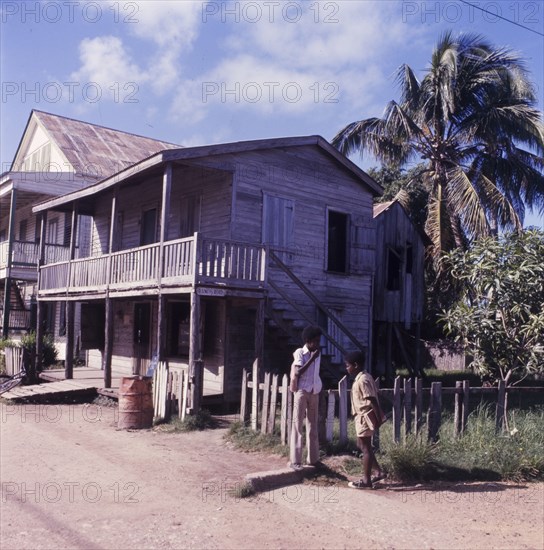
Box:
458;0;544;37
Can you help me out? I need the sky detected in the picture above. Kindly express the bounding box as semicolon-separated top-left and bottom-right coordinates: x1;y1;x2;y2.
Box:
1;0;543;227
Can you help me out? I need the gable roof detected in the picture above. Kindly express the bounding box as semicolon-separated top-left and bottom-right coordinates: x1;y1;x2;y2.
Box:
33;135;383;213
373;200;431;246
11;110;180;178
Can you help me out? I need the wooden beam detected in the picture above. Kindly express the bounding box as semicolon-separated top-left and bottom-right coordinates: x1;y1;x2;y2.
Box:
188;289;201;412
103;297;113;389
64;203;78;380
2;188;17;338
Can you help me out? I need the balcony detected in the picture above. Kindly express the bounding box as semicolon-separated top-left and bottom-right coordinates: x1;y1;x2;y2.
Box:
0;240;71;280
39;235;267;297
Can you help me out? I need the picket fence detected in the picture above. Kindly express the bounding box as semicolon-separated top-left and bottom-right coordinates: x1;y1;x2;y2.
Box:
152;362;190;422
240;360;536;445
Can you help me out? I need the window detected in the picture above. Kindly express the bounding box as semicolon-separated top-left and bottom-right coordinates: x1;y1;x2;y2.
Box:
47;218;58;245
140;208;157;246
386;247;402;291
327;210;349;273
19;220;27;242
262;194;294;250
406;243;413;274
180;195;201;238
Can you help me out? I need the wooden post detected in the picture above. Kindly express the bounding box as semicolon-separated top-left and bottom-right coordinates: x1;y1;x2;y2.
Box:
156;294;166;362
318;390;327;445
2;188;17;339
326;391;336;442
404;377;412;436
415;377;423;434
65;301;75;379
462;380;470;433
254;299;264;376
188;289;202;413
373;378;381;452
64;204;78;380
280;375;289;444
454;381;463;437
240;369;248;424
103;297;113;389
393;376;402;443
427;381;442;442
338;375;348;445
267;374;278;434
261;371;271;434
251;358;259;431
496;380;506;433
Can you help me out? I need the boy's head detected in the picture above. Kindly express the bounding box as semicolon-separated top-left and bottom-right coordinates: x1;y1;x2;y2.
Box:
344;350;366;375
302;325;322;351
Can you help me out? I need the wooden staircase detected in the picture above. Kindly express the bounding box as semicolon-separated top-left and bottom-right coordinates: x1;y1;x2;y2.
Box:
264;250;366;387
0;280;34;332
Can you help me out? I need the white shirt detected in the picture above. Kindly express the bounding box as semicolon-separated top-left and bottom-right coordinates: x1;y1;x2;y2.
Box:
291;344;322;394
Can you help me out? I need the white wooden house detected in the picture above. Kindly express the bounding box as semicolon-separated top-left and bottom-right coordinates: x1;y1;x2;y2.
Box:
0;110;178;360
33;135;382;403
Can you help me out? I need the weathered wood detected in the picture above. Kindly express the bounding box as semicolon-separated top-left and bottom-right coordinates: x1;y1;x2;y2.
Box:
280;375;289;444
454;380;463;436
267;374;278;434
103;297;113;389
326;390;336;442
255;299;264;375
64;301;75;379
261;371;271;434
393;376;402;443
251;358;259;431
318;390;327;444
404;377;412;436
188;290;201;412
286;380;293;444
181;370;189;421
338;375;348;445
427;382;442;442
496;380;506;433
415;377;423;434
240;369;248;424
462;380;470;433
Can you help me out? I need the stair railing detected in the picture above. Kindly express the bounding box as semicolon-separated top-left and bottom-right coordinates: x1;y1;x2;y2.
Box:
268;250;365;357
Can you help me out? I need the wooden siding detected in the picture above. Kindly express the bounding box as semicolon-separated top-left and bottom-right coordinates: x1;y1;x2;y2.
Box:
373;202;426;324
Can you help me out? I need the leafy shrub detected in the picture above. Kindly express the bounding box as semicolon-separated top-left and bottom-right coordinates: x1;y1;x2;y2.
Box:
20;331;58;368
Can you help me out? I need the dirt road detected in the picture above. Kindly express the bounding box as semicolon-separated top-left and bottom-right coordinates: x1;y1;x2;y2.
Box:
1;402;542;549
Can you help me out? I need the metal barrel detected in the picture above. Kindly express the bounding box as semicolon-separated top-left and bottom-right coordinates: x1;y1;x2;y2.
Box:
118;376;153;429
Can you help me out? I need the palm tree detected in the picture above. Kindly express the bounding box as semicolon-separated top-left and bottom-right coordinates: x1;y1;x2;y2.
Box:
333;32;544;283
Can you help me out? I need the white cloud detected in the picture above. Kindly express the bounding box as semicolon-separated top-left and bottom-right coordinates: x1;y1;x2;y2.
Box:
70;36;147;89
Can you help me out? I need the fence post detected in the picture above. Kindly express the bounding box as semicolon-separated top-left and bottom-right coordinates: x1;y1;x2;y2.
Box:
338;376;348;445
454;380;463;437
251;358;259;431
240;369;248;424
415;378;423;434
427;381;442;442
404;378;412;436
267;374;278;434
393;376;402;443
373;378;381;452
496;380;506;433
326;390;336;442
318;390;327;445
280;375;288;443
462;380;470;433
261;371;271;434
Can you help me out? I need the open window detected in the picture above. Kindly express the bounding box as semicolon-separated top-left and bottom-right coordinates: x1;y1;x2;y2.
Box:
386;247;402;291
140;208;157;246
327;210;349;273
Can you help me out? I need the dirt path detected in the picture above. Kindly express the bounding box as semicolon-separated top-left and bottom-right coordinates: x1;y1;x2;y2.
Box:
1;402;542;549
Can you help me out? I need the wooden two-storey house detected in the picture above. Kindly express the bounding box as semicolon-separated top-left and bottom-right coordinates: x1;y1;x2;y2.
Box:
1;110;178;358
33;136;382;403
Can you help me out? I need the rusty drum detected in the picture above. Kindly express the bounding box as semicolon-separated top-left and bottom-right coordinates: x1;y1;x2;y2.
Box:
118;376;153;429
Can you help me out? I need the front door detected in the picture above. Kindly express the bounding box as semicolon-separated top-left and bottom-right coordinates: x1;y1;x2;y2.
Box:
133;303;151;375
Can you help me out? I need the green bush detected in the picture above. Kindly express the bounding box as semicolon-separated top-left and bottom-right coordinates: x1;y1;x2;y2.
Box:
20;331;58;368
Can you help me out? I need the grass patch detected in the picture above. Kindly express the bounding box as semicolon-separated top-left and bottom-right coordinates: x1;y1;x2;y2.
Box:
225;422;289;456
159;409;217;432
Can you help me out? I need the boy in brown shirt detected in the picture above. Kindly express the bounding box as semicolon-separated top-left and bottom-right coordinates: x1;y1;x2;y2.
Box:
345;351;386;489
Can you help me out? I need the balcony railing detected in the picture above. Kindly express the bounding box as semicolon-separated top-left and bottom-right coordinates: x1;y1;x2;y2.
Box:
0;240;70;271
39;234;267;295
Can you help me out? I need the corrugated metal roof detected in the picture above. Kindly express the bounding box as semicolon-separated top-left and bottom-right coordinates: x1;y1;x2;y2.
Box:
373;201;394;217
33;110;180;179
